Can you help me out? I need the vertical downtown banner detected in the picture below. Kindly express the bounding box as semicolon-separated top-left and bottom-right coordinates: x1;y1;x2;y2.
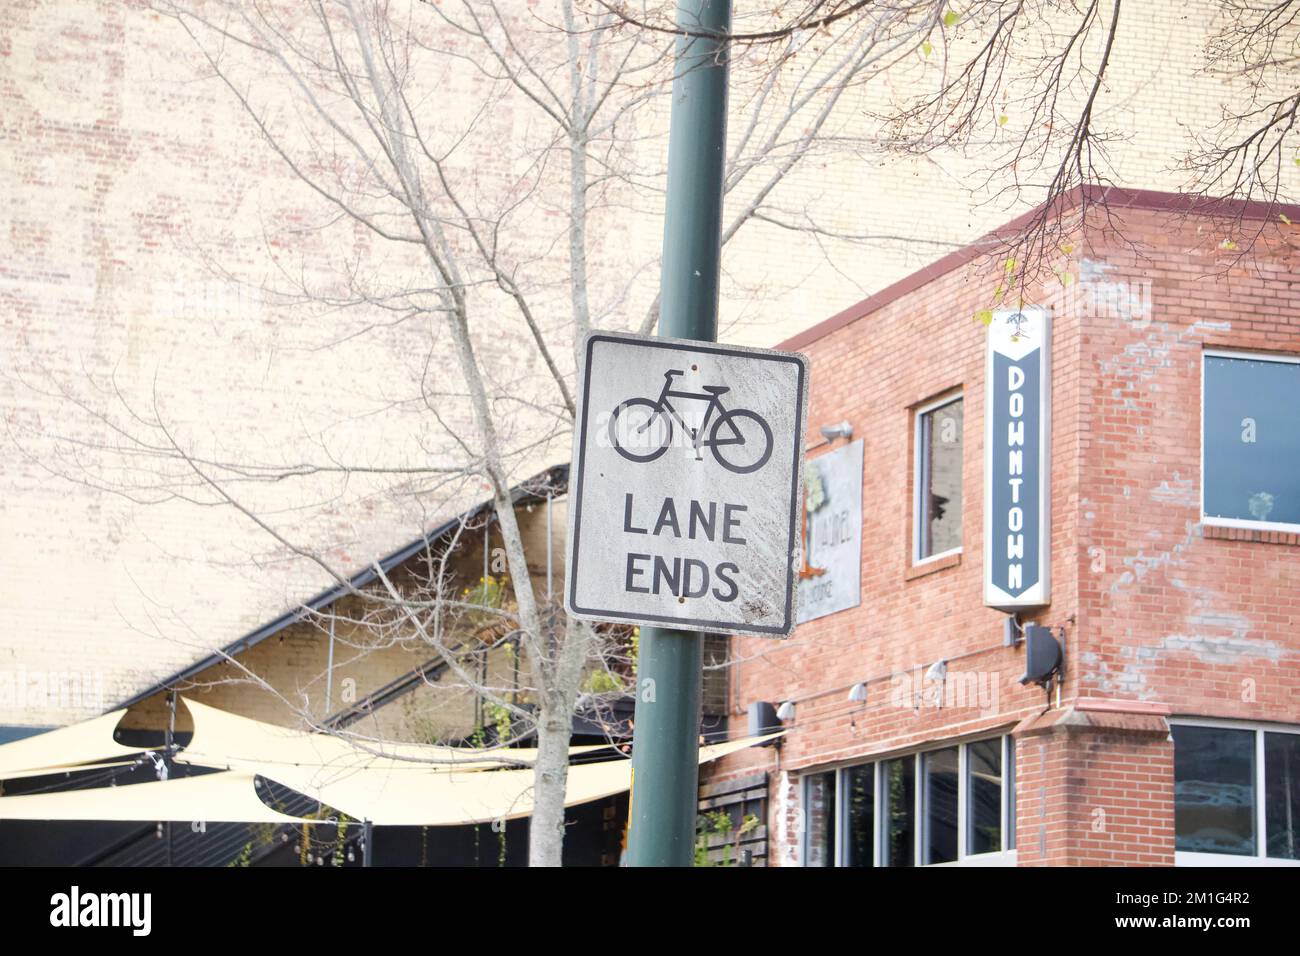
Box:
984;308;1051;610
797;439;863;624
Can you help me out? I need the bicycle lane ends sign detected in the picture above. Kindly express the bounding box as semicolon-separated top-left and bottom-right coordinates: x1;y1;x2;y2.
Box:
565;331;810;637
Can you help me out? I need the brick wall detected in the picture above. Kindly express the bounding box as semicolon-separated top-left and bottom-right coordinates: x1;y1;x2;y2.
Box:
705;195;1300;865
1014;708;1175;866
7;0;1300;729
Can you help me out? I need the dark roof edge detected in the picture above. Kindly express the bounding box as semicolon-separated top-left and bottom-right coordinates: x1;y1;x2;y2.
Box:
113;462;570;712
777;185;1300;353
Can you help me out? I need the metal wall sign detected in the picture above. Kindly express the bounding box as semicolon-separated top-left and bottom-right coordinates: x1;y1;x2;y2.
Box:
797;439;863;624
984;307;1051;610
566;331;809;636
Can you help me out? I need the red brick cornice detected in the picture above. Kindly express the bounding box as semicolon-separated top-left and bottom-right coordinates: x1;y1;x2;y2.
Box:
1014;698;1172;737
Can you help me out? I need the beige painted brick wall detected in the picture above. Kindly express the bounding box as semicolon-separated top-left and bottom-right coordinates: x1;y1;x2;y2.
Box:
2;0;1296;727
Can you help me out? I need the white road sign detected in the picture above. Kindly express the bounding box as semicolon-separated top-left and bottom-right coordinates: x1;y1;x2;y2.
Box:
565;331;809;636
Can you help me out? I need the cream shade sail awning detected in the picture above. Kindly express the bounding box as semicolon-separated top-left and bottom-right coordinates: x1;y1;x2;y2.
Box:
0;771;320;824
0;761;137;782
0;710;144;778
175;697;608;773
0;696;777;827
254;733;779;826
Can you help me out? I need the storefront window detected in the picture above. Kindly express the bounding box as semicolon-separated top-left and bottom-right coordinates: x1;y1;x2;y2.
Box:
923;747;959;863
882;755;916;866
1173;724;1256;855
1265;732;1300;860
802;770;835;867
802;737;1015;866
844;763;875;867
967;737;1003;855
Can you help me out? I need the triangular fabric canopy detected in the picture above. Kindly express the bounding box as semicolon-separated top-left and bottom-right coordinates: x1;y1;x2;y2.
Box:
0;771;320;824
0;710;143;778
252;734;779;826
0;761;136;782
0;697;779;826
175;697;610;773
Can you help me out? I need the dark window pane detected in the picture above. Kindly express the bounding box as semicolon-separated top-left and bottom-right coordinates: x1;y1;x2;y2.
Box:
918;399;963;557
882;755;915;866
1203;355;1300;526
803;771;835;867
844;764;874;867
923;747;959;864
967;738;1003;855
1265;733;1300;859
1173;725;1256;855
1006;738;1016;850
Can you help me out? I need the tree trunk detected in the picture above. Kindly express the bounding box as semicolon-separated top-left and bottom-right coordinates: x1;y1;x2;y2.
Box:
527;615;591;866
527;704;575;867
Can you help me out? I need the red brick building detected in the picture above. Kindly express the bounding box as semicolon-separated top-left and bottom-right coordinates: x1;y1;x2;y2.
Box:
706;188;1300;867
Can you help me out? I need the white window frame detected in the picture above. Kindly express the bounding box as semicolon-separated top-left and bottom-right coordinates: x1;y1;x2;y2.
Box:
1200;348;1300;535
913;393;964;565
1171;717;1300;867
800;736;1016;867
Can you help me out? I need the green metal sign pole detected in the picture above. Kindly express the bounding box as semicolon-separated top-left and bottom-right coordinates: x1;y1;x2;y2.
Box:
626;0;731;868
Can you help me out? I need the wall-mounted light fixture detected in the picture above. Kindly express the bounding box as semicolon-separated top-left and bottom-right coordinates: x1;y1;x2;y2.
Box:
1019;624;1064;687
806;421;854;452
776;700;797;722
925;659;948;682
847;681;868;703
747;700;782;745
819;421;853;442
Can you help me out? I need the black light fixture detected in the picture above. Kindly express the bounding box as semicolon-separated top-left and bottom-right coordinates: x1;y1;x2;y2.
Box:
1019;624;1064;686
748;700;782;743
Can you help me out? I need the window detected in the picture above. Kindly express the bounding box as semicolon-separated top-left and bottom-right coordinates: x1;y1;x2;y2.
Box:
1265;733;1300;860
1172;720;1300;865
1202;351;1300;532
801;736;1015;866
843;764;875;867
914;396;963;561
967;737;1004;855
922;747;959;864
802;771;835;867
1173;724;1255;855
882;755;916;866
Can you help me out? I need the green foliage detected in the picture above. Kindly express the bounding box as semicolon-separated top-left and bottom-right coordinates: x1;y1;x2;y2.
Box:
693;810;761;867
462;574;508;628
334;813;351;867
228;842;254;867
484;702;513;744
582;669;626;694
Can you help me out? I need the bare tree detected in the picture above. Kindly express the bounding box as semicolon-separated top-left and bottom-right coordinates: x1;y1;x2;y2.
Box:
599;1;1131;299
1180;0;1300;249
8;0;929;866
603;0;1300;293
25;0;1294;868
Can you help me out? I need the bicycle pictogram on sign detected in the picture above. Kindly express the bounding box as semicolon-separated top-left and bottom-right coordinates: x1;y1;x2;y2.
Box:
607;368;774;474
